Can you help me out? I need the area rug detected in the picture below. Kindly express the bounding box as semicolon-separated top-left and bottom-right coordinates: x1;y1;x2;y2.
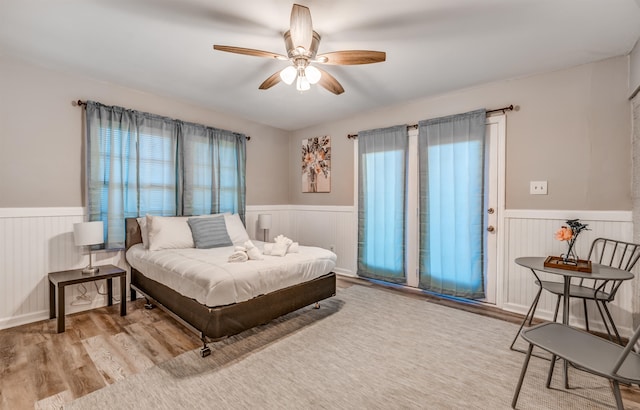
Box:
65;285;617;409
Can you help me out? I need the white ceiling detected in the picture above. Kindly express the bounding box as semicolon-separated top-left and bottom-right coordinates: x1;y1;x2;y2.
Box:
1;0;640;131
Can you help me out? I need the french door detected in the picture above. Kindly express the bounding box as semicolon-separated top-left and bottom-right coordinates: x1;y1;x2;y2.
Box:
482;114;505;304
357;114;505;304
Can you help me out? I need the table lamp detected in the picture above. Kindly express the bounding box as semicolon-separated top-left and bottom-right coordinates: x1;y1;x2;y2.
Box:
258;214;272;242
73;221;104;275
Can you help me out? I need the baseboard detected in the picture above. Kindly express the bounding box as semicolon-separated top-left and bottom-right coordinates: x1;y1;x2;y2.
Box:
335;269;357;278
0;310;50;330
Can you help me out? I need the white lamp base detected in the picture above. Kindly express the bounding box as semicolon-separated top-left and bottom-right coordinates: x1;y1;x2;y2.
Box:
82;266;99;275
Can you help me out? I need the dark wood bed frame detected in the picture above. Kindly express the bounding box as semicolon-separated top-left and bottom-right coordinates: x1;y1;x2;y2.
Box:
124;218;336;357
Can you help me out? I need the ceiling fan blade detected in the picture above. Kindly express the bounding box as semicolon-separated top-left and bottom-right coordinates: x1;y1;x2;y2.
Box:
290;4;313;51
213;45;287;60
315;50;386;65
316;68;344;95
258;71;282;90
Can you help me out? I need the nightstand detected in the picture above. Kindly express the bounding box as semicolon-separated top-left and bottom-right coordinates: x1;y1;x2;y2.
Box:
48;264;126;333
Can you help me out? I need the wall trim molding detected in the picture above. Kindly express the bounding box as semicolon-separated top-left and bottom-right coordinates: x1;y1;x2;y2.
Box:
246;205;290;212
0;310;49;330
0;207;85;218
247;204;354;213
335;268;356;277
503;209;632;222
289;205;354;212
0;205;353;218
0;207;627;220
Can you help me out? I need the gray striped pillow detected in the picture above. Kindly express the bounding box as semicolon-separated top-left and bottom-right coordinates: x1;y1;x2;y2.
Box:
187;216;233;249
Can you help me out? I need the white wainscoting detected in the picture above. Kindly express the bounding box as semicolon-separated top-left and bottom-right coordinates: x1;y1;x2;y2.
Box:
0;208;125;329
0;206;357;329
1;206;634;336
246;205;357;277
247;206;637;336
502;209;635;336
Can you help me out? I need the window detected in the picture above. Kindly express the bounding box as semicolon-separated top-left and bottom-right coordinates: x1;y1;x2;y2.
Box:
85;101;246;248
138;132;178;215
184;139;241;216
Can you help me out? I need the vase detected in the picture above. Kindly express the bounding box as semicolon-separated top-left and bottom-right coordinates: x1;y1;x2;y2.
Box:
561;239;578;265
309;171;317;193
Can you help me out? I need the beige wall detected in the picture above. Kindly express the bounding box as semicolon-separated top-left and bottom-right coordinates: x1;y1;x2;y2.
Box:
1;56;632;210
631;39;640;97
0;57;290;207
289;56;632;210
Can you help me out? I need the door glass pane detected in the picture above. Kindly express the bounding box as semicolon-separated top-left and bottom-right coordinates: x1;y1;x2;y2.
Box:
357;126;407;284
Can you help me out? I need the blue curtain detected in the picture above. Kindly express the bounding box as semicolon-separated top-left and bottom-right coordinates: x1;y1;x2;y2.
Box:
357;125;408;284
418;109;486;298
85;101;246;249
181;123;246;221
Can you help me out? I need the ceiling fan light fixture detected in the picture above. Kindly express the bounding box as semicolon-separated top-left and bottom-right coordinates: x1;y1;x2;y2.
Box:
213;4;384;95
280;66;297;85
305;65;321;84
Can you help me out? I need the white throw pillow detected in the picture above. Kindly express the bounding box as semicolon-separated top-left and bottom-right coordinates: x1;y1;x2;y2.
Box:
223;213;250;246
136;216;150;249
147;215;195;251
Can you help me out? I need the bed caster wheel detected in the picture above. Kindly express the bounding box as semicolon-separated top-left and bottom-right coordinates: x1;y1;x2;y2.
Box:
200;346;211;358
313;302;320;309
144;301;154;310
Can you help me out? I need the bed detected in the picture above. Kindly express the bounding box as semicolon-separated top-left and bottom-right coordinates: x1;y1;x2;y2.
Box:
124;216;336;357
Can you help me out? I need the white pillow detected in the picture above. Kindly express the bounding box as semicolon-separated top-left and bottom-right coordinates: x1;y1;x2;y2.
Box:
147;215;195;251
223;213;250;246
136;216;150;249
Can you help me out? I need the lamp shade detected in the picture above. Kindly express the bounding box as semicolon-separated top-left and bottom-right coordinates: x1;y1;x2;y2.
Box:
305;65;321;84
73;221;104;246
258;214;272;230
280;66;297;85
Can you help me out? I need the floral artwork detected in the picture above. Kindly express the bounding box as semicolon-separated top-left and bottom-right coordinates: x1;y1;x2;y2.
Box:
302;136;331;193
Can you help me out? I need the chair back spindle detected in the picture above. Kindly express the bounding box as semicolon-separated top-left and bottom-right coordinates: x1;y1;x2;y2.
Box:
579;238;640;301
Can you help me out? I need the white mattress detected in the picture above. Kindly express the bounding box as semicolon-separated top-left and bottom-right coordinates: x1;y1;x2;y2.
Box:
126;243;336;307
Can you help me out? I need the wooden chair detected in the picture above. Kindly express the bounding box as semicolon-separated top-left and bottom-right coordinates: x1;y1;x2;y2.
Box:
512;322;640;409
511;238;640;351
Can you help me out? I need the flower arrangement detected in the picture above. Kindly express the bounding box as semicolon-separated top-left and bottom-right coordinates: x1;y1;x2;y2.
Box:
301;136;331;192
555;219;589;264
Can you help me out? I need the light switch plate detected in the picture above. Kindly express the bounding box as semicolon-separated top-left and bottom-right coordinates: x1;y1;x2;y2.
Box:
530;181;548;195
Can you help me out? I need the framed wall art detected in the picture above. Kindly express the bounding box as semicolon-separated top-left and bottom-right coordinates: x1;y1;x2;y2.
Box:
301;136;331;193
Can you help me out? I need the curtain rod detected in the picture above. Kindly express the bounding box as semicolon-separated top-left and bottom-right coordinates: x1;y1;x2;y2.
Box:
346;104;517;140
73;100;251;141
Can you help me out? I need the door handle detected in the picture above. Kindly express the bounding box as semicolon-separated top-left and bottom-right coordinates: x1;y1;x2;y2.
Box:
488;208;495;214
487;225;495;233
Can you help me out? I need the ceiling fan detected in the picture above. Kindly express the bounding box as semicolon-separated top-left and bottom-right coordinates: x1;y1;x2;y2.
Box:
213;4;386;95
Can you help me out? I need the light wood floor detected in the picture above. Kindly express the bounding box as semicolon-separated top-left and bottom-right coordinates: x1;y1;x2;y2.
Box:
2;277;640;409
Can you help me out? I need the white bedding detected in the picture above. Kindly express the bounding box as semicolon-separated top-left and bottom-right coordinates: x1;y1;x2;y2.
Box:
126;242;336;307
